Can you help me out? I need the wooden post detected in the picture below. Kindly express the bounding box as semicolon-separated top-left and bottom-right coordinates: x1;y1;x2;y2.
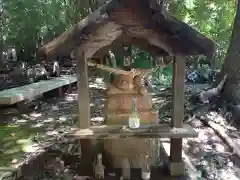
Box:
58;87;63;97
75;49;90;128
74;47;92;172
67;84;72;93
169;54;186;176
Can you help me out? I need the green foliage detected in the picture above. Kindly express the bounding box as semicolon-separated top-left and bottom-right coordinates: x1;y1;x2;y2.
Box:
0;0;236;67
1;0;97;62
133;0;235;82
162;63;173;76
132;48;152;69
169;0;236;66
152;63;173;87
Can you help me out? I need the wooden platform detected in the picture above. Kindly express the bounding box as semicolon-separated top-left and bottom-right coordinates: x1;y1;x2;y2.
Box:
69;124;198;139
0;75;77;105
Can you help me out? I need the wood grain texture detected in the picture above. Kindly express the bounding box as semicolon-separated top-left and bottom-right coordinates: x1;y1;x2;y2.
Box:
169;54;186;171
68;124;198;139
171;54;186;128
75;48;90;129
75;48;93;170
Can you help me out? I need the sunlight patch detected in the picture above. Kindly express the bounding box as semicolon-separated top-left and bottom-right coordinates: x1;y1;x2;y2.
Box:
29;112;42;118
43;118;54;123
22;143;41;153
214;143;225;152
16;139;32;144
58;116;67;122
52;106;59;111
90;116;104;122
16;119;27;124
186;0;195;9
65;96;75;101
32;122;44;128
152;97;165;103
46;130;59;136
198;131;208;141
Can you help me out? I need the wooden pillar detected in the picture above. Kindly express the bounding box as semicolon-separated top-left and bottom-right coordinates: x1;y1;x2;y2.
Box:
67;84;72;93
74;47;92;172
58;87;63;97
169;54;186;176
75;49;90;128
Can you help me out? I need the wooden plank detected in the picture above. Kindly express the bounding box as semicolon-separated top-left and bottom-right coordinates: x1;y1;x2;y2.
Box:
68;124;198;139
0;75;77;105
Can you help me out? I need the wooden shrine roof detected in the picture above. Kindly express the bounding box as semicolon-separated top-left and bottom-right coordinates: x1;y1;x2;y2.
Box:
39;0;216;60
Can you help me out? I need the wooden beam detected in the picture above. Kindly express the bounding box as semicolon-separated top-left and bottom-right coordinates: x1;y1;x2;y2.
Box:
68;124;198;139
169;54;186;176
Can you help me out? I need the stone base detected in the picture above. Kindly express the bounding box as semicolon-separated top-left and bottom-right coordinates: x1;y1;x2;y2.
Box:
168;161;185;176
104;138;159;168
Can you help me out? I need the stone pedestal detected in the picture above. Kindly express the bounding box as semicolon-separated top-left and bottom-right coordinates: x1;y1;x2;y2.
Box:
103;74;159;168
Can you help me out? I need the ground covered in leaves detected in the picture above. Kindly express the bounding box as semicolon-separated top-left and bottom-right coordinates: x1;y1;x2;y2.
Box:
0;73;105;179
0;73;240;179
150;77;240;180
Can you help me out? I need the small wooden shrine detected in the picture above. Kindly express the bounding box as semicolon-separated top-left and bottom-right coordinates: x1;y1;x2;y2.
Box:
40;0;215;177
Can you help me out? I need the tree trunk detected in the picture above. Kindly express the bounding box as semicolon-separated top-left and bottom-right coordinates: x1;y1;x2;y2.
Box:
221;0;240;103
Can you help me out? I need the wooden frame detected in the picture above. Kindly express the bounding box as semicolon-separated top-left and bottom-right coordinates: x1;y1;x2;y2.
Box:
72;47;195;174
